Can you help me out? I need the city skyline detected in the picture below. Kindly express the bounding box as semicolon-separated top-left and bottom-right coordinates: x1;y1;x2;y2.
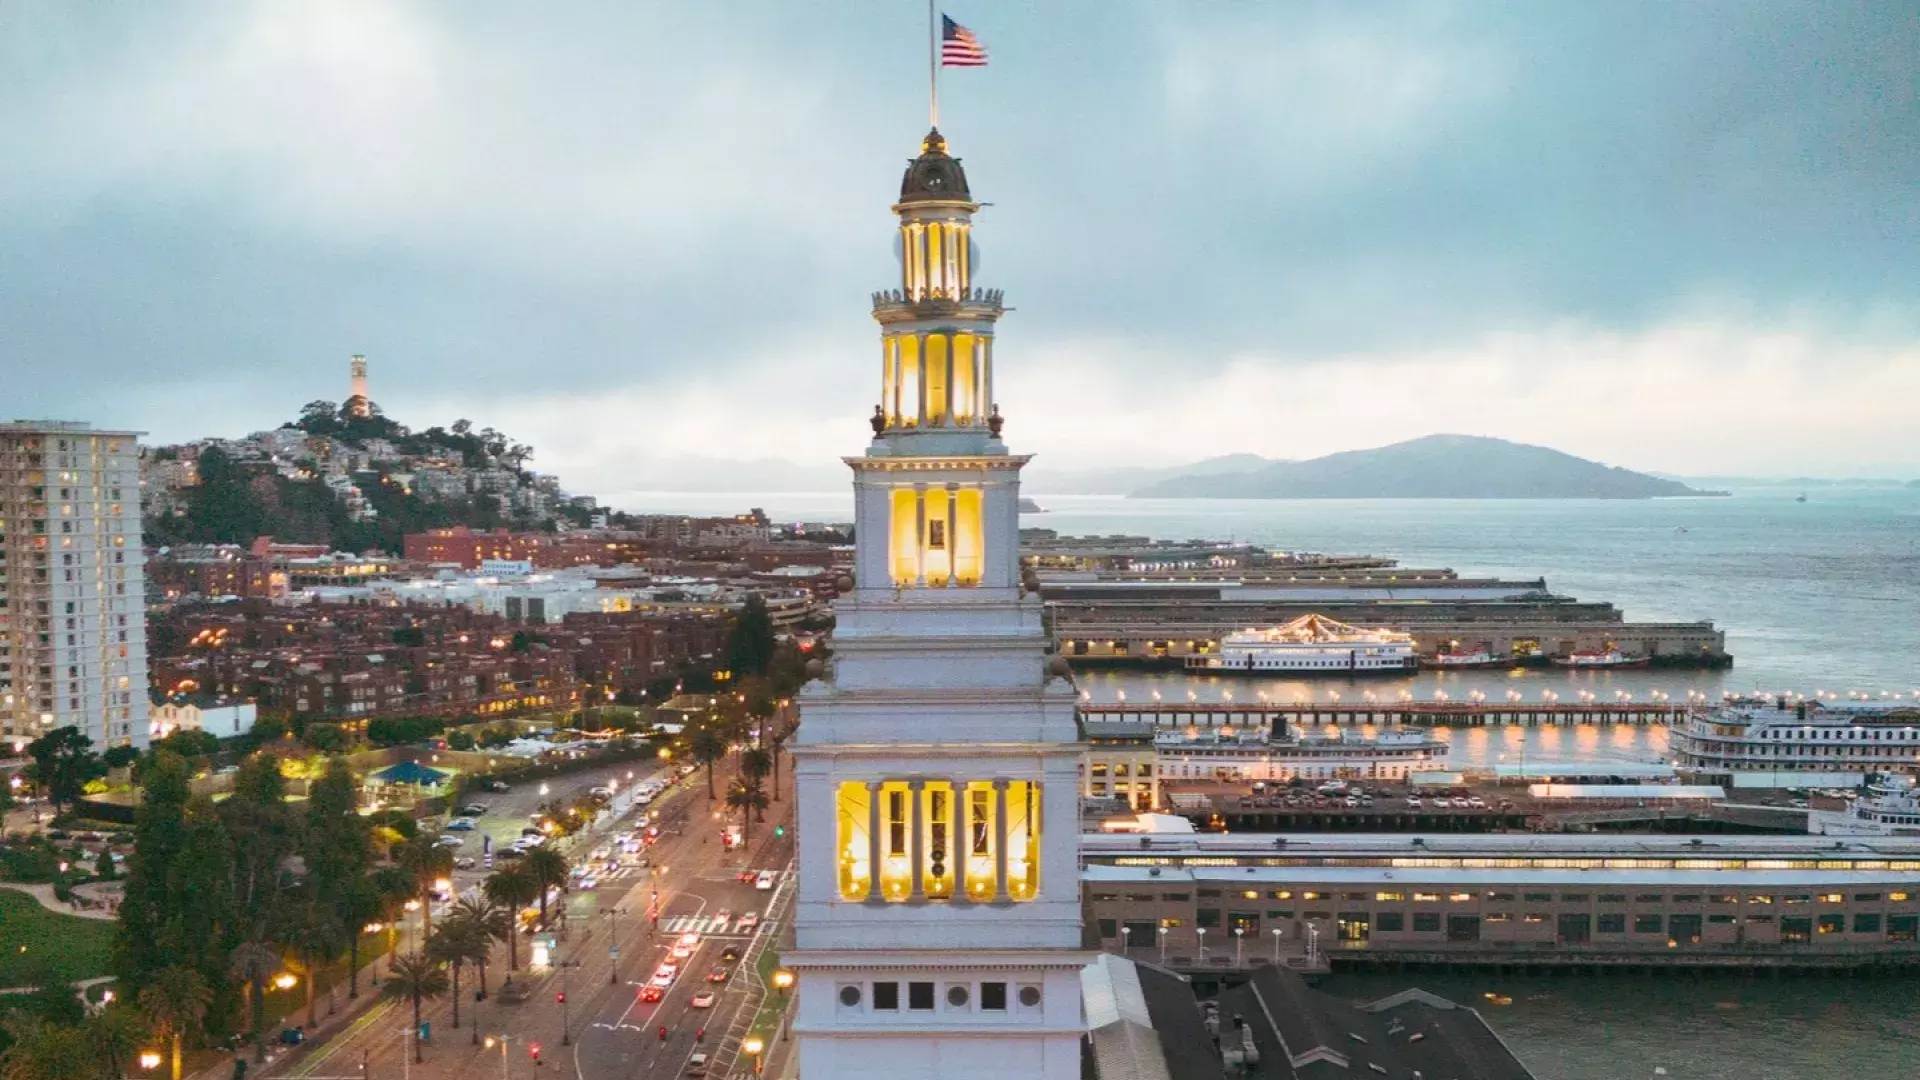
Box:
5;2;1918;490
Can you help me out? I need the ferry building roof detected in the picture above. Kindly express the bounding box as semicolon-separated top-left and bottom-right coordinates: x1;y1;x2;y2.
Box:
898;127;973;204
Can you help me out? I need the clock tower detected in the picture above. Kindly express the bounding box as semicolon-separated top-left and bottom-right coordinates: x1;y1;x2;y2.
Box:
786;128;1087;1079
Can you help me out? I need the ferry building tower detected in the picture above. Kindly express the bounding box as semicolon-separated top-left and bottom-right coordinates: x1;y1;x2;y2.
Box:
787;128;1087;1079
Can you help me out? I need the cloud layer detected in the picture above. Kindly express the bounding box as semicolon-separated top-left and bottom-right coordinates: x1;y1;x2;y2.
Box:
3;1;1916;484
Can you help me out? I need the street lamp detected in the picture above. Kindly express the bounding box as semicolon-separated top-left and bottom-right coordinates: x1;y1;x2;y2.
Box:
1119;925;1132;954
1157;926;1168;963
273;973;298;991
773;969;796;1041
1196;927;1207;962
1271;928;1283;964
484;1034;515;1079
139;1050;163;1071
603;907;626;984
743;1035;766;1075
1234;926;1245;966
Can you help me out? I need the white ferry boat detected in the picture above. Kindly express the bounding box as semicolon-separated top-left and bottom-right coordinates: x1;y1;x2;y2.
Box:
1674;700;1920;786
1185;613;1417;674
1808;776;1920;836
1153;725;1448;783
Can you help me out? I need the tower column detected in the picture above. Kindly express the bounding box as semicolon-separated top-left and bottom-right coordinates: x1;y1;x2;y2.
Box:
908;779;927;900
917;334;930;427
864;781;883;905
913;485;928;586
945;485;958;588
992;778;1011;903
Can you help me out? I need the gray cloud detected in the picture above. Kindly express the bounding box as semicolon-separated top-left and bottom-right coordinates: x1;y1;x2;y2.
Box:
1;1;1915;474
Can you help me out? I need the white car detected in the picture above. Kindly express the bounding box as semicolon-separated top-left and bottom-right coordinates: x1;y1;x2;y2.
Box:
577;875;598;890
670;942;695;960
735;912;760;933
679;930;701;947
690;991;716;1009
755;870;776;891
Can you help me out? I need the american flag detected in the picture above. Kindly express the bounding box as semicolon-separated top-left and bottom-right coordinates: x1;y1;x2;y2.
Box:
941;14;988;67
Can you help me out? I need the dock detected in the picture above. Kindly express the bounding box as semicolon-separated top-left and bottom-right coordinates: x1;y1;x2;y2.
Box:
1080;700;1692;728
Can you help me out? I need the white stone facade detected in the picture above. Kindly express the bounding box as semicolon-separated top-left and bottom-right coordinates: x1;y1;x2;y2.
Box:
788;129;1087;1080
0;421;151;750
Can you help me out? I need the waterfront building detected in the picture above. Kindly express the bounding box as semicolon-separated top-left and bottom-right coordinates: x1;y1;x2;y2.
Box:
1081;831;1920;969
0;421;150;750
1082;720;1159;810
789;128;1087;1079
1674;700;1920;788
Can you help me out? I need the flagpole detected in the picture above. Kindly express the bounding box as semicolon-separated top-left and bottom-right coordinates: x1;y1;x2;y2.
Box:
928;0;939;128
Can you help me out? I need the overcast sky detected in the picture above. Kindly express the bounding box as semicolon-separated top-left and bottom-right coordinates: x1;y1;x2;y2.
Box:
4;1;1917;492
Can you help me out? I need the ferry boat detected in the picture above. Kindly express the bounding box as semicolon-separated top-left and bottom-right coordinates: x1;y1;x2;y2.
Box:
1808;776;1920;836
1153;725;1448;783
1552;649;1650;668
1422;645;1508;669
1674;700;1920;785
1185;613;1417;675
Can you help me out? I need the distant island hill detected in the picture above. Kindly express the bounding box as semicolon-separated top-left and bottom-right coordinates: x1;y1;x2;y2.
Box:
1111;435;1731;500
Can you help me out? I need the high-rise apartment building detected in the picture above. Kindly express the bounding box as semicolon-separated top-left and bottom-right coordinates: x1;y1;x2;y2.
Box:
0;421;150;751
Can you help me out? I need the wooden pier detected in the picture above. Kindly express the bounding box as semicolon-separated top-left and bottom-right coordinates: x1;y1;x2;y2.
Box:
1079;700;1691;728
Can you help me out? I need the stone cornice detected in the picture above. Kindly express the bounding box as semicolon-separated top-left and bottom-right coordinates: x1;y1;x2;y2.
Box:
785;948;1094;971
844;455;1031;472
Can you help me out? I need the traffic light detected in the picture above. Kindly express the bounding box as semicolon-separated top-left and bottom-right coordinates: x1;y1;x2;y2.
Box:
529;1042;543;1066
555;992;566;1004
774;825;785;837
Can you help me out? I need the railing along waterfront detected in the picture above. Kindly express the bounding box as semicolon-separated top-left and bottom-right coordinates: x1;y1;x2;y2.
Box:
1079;700;1694;728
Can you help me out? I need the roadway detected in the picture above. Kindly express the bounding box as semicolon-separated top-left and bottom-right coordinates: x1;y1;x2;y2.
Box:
280;753;797;1080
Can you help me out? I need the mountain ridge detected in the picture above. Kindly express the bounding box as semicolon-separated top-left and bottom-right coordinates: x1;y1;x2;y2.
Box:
1130;434;1720;499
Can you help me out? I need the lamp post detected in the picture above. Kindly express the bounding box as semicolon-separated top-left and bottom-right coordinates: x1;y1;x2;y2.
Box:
1234;926;1244;967
1307;923;1321;968
558;960;580;1045
1119;925;1131;955
772;969;795;1041
743;1035;766;1075
1157;926;1168;963
603;907;625;984
1196;927;1207;963
1270;928;1282;964
484;1034;513;1080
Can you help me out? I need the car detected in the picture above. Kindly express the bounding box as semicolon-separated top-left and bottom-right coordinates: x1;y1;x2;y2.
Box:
485;781;510;793
719;945;743;963
679;930;701;947
458;804;488;817
754;870;776;890
496;848;526;861
736;870;756;884
444;819;477;831
215;765;241;776
649;971;674;989
708;967;730;983
735;912;760;933
637;984;664;1003
686;1052;709;1075
577;875;598;890
690;991;716;1009
454;857;477;870
521;825;545;837
590;786;613;798
670;943;695;961
712;909;732;926
655;962;678;979
436;835;465;848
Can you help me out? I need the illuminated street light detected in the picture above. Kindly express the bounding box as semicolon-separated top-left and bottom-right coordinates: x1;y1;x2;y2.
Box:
139;1051;164;1071
772;969;795;992
274;973;298;990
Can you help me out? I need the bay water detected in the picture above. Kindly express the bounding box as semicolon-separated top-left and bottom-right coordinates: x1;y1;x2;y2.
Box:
610;484;1920;1078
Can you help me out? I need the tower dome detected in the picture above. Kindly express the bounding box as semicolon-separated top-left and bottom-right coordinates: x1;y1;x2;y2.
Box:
898;127;972;203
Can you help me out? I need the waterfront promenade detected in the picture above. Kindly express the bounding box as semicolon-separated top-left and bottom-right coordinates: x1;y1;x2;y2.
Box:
1080;699;1695;728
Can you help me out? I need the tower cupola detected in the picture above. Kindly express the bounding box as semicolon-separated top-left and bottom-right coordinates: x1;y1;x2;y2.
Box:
898;128;973;204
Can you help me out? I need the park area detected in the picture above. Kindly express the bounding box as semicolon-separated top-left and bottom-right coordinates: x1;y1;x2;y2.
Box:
0;888;115;987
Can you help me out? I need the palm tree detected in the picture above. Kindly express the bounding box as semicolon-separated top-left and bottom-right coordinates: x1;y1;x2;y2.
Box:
739;746;773;790
764;709;795;801
690;727;729;800
137;965;212;1080
521;847;570;929
427;916;489;1030
381;953;450;1063
228;939;279;1060
396;834;454;941
87;1002;147;1080
451;896;510;995
483;864;539;971
726;780;770;845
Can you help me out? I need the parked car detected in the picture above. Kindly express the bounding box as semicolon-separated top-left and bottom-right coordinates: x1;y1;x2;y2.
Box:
444;819;477;831
485;780;510;793
458;804;489;817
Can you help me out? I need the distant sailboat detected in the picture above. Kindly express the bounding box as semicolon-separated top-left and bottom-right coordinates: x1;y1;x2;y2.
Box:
1796;493;1808;503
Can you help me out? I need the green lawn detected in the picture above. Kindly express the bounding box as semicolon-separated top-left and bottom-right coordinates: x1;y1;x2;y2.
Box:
0;890;115;987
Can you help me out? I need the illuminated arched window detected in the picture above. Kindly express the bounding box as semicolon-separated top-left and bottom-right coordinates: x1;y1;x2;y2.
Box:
925;334;950;426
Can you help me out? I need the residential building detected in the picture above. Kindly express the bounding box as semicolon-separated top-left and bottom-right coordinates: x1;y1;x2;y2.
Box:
150;695;257;740
0;421;150;749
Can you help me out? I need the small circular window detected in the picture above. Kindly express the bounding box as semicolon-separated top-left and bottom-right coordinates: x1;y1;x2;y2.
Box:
839;985;862;1007
947;985;970;1007
1018;986;1042;1007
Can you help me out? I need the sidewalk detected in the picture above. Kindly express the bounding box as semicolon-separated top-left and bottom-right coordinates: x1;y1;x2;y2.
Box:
0;880;115;921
